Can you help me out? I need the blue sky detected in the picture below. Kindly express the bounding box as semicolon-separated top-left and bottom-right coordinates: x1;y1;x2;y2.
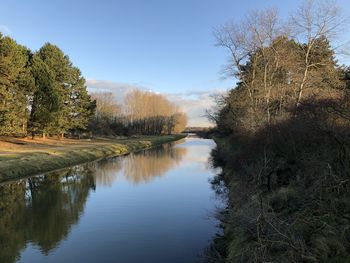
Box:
1;0;350;125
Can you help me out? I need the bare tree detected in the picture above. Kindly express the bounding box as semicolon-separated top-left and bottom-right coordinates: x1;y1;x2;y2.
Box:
214;8;289;125
123;90;187;135
290;0;344;108
90;92;121;120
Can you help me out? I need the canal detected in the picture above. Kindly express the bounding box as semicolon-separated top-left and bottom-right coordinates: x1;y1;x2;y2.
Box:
0;137;221;263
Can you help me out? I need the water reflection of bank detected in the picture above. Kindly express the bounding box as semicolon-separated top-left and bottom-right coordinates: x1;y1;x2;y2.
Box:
121;142;187;184
86;140;187;186
0;142;187;263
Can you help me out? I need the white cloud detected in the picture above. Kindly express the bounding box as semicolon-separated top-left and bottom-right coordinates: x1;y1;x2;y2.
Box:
86;79;228;127
166;89;227;127
0;25;11;35
86;79;147;103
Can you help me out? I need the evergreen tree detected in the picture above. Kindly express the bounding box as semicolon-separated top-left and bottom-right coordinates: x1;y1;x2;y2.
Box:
29;55;60;138
66;67;95;135
37;43;94;137
37;43;71;135
0;34;33;136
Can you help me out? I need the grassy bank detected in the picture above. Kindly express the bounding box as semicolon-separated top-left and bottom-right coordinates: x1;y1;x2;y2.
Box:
0;134;186;182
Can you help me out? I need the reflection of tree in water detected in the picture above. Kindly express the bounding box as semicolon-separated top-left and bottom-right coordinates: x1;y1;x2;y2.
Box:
122;143;187;184
0;181;27;263
85;142;187;186
0;166;95;263
86;158;123;187
0;141;187;262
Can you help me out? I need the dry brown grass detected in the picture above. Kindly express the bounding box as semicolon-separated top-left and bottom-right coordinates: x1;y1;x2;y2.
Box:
0;135;186;182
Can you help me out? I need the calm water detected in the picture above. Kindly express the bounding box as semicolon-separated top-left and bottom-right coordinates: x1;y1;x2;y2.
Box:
0;138;221;263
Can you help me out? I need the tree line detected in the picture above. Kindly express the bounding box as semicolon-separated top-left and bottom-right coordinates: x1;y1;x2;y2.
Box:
207;0;350;262
0;34;187;138
89;90;187;136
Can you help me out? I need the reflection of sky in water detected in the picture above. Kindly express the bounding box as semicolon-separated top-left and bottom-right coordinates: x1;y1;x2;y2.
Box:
176;138;216;165
0;138;221;263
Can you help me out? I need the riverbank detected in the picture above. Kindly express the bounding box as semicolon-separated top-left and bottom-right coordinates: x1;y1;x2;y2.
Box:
0;134;186;182
208;124;350;262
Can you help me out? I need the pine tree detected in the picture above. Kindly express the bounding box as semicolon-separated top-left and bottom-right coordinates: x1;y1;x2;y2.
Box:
0;34;33;136
66;67;95;135
29;55;60;138
37;43;94;137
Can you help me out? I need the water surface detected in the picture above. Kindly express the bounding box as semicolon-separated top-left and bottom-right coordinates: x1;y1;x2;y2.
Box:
0;138;220;263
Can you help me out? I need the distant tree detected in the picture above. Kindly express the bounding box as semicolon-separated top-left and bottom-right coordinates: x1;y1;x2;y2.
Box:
89;92;121;135
172;112;188;133
123;90;187;135
91;92;121;120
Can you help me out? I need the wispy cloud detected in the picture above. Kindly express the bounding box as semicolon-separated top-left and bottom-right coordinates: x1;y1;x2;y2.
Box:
0;25;11;35
86;79;228;127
